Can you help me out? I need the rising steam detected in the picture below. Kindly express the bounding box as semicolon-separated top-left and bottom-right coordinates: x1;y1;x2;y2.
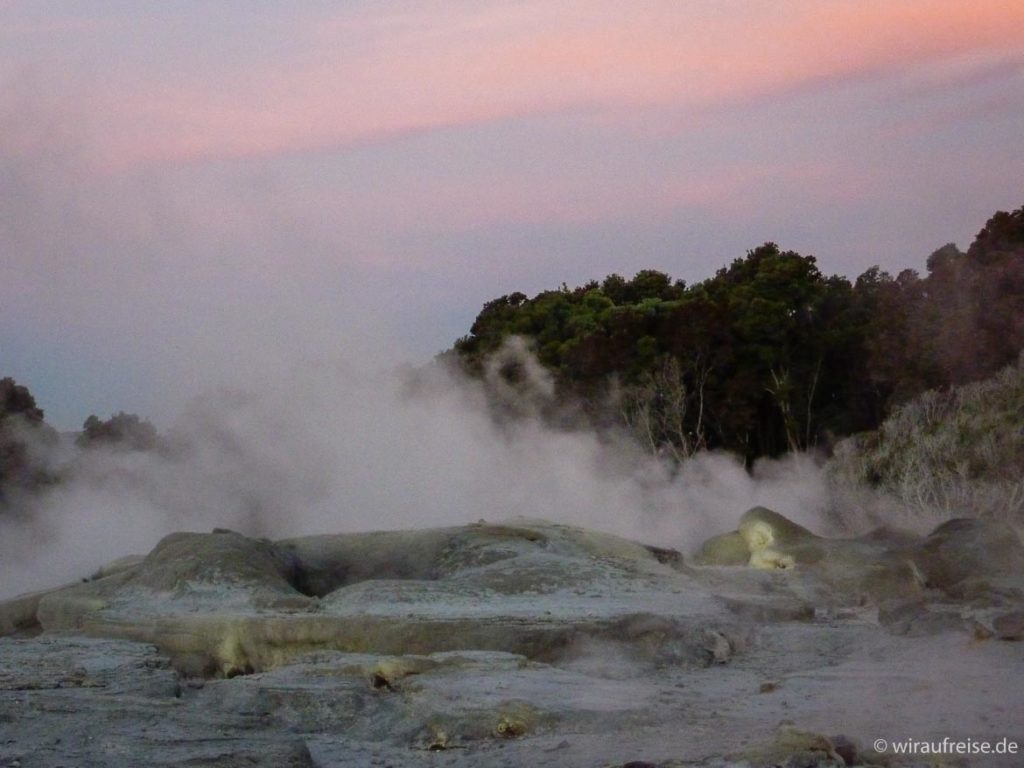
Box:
0;339;834;600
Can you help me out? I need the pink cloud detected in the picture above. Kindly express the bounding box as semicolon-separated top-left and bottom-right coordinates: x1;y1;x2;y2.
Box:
9;1;1024;172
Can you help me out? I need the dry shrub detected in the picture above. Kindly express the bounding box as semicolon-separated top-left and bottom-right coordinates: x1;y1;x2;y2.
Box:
827;355;1024;530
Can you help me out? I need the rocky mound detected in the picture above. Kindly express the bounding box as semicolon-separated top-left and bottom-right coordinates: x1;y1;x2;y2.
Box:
5;521;735;677
2;514;1023;767
696;508;1024;638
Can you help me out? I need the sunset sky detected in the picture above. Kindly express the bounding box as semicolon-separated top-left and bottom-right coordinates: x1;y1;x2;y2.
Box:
2;1;1023;428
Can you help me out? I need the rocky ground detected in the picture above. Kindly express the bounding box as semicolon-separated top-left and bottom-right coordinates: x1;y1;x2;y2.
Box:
2;513;1023;767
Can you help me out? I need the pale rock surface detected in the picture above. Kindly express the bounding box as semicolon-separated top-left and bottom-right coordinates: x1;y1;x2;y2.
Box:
1;513;1022;767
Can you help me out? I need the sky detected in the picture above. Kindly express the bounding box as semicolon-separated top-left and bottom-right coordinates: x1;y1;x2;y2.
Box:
2;1;1023;430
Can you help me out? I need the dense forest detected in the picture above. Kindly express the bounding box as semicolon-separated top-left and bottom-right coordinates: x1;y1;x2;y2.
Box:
450;205;1024;463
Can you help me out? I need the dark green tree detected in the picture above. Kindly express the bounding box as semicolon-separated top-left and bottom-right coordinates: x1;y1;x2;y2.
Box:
448;204;1024;464
0;378;56;505
78;412;159;452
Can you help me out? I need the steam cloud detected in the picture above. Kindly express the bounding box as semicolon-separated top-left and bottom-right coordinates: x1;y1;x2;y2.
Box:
0;346;836;600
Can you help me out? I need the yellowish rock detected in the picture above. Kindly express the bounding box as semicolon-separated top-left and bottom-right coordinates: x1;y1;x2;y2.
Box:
694;531;751;566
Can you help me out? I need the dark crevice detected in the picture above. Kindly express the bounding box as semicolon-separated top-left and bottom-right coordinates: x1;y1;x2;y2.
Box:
644;545;685;570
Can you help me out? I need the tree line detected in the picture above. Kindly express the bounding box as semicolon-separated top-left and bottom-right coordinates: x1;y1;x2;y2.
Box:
0;380;158;509
449;205;1024;463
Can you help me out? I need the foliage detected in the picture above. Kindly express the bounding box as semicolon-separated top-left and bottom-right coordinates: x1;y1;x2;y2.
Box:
454;246;873;460
0;383;161;511
828;354;1024;523
0;378;56;505
78;412;159;452
451;205;1024;464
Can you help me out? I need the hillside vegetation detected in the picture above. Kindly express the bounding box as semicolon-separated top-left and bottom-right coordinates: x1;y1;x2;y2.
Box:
451;205;1024;464
829;354;1024;524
